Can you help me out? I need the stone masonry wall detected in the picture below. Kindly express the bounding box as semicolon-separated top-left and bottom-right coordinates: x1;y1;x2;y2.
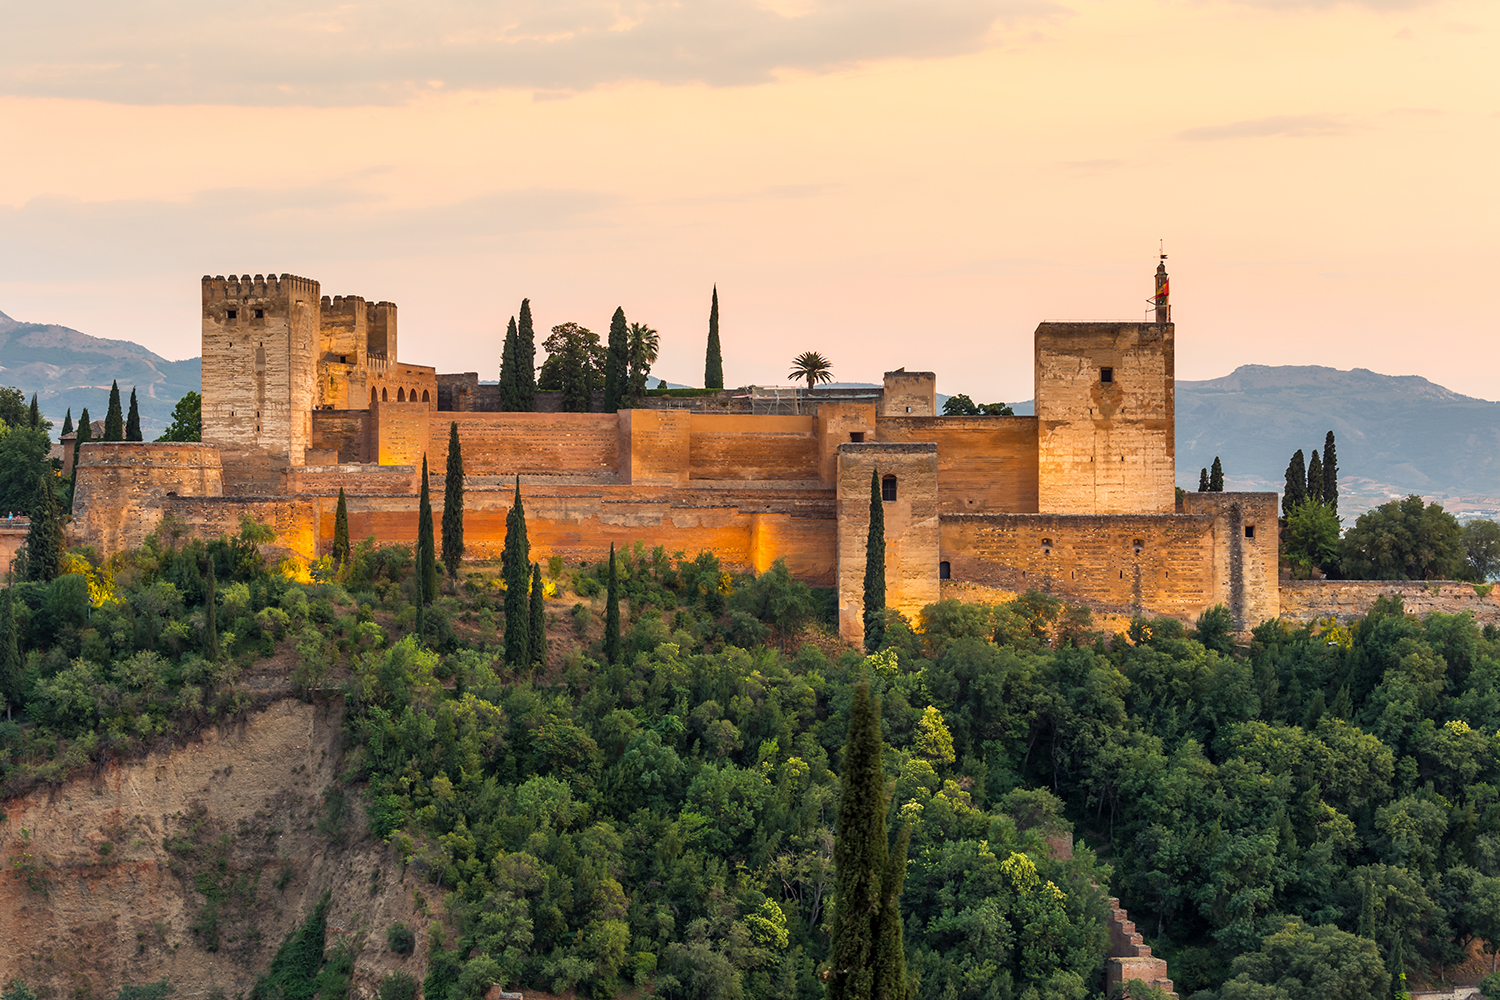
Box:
1281;580;1500;625
71;443;225;554
687;415;821;482
877;415;1040;514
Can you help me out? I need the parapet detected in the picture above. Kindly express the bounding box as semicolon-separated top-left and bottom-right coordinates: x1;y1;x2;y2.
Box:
202;273;321;301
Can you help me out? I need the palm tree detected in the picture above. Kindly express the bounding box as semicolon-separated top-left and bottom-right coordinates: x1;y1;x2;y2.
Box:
789;351;834;392
627;322;660;399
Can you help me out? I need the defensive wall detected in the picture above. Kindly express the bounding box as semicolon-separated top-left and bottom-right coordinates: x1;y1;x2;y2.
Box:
1280;580;1500;625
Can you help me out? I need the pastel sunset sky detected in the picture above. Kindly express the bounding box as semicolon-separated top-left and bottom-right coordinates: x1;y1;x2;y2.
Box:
0;0;1494;404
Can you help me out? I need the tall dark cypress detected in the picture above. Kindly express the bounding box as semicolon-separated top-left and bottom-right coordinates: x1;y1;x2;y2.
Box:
704;285;724;389
603;543;621;665
604;306;629;413
61;408;73;439
0;591;21;720
417;456;438;604
204;555;219;661
518;299;537;411
499;316;521;412
126;388;142;441
1197;468;1209;492
503;478;531;667
73;407;92;473
332;488;350;565
104;380;124;441
24;475;65;582
441;422;465;588
1209;456;1224;492
1306;449;1324;506
1283;449;1307;520
863;468;886;652
874;820;912;1000
529;562;546;667
28;394;40;429
1322;430;1339;515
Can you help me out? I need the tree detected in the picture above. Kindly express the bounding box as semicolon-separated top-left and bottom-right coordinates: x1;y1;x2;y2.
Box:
518;298;538;411
705;286;723;390
789;351;834;393
417;456;437;604
1341;495;1471;581
1307;449;1324;506
538;322;603;413
529;562;546;667
0;388;26;426
627;322;659;402
1285;501;1341;579
73;406;92;471
27;394;39;430
1462;519;1500;581
24;474;66;582
604;544;621;665
156;391;201;442
332;488;350;565
126;387;143;441
499;316;522;412
1220;917;1385;1000
1198;468;1210;492
441;422;465;588
104;380;124;441
503;479;530;667
204;554;219;661
941;393;1012;416
1323;430;1339;515
0;590;21;719
863;468;886;653
1210;456;1224;492
61;408;73;439
0;424;55;516
1283;449;1307;520
604;306;630;413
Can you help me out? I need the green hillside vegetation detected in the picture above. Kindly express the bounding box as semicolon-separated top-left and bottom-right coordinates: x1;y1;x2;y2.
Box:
6;524;1500;1000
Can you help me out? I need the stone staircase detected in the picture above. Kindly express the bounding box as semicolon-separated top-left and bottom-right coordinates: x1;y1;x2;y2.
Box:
1106;897;1176;998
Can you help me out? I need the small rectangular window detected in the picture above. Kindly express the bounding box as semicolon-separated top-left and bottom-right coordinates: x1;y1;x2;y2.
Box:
939;561;951;580
849;432;865;442
1100;367;1114;383
1245;525;1256;539
254;308;265;319
226;309;237;320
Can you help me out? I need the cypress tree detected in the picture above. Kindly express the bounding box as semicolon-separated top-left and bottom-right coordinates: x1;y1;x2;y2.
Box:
1283;449;1307;520
874;820;912;1000
0;590;21;720
417;456;437;604
518;299;537;411
604;306;629;413
204;555;219;661
1306;449;1324;506
499;316;521;412
126;388;142;441
332;488;350;565
863;468;886;652
104;380;124;441
1197;468;1209;492
1323;430;1339;515
529;562;546;667
73;406;92;473
1209;456;1224;492
441;422;465;588
28;393;40;429
704;285;724;389
24;475;65;582
503;478;531;667
61;408;73;439
604;543;621;665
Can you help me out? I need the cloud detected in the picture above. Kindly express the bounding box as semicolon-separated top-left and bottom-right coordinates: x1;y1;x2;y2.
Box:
0;0;1062;106
1176;113;1349;141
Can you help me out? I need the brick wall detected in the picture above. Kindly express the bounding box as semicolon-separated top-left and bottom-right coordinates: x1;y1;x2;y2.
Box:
688;415;821;482
877;415;1040;513
623;410;691;485
423;412;622;478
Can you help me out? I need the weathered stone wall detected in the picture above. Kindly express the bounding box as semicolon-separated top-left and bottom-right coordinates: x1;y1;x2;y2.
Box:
1106;898;1177;998
837;443;941;645
877;415;1040;513
880;370;937;416
424;412;623;478
622;410;691;485
310;410;371;464
1035;322;1174;515
1181;492;1281;627
280;464;417;497
688;415;821;482
71;443;225;554
0;521;27;577
1280;579;1500;624
815;403;878;484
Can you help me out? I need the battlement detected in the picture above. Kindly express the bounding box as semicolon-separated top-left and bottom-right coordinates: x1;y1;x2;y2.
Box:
202;273;320;301
320;294;367;313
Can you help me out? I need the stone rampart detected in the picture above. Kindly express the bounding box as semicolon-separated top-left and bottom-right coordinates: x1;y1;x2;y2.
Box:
71;443;225;554
0;521;27;577
1281;580;1500;624
877;415;1040;513
281;464;418;496
687;415;821;482
426;412;623;478
310;410;371;463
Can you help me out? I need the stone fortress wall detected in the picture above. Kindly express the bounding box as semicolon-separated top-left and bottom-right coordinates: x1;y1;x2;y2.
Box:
70;266;1285;643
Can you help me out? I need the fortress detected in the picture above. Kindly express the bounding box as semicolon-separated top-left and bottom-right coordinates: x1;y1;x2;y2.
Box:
70;264;1281;642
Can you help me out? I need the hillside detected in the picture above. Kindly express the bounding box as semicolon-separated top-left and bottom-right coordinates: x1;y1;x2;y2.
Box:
0;309;199;438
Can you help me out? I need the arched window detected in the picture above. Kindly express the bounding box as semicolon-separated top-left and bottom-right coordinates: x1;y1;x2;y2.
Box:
939;561;951;580
371;387;378;405
397;387;406;402
881;475;897;502
422;389;430;402
381;387;388;402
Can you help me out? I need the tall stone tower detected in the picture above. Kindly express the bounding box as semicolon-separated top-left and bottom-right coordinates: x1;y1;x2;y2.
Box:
1033;262;1176;515
201;274;321;468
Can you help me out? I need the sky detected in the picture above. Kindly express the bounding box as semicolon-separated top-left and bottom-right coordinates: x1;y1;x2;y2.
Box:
0;0;1495;405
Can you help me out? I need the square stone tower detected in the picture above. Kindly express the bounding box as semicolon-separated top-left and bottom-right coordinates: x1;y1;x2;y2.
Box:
1034;321;1175;515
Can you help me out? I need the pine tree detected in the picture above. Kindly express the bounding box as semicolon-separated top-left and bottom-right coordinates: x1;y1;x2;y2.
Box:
518;299;537;411
126;388;142;441
1209;456;1224;492
73;406;92;473
28;393;40;429
604;306;629;413
441;422;465;588
863;468;886;652
503;478;531;667
1198;468;1209;492
61;408;73;439
24;475;65;582
204;555;219;661
1323;430;1339;515
332;488;350;565
0;590;21;720
1306;449;1324;506
1283;449;1307;520
417;456;437;604
104;380;124;441
704;285;724;389
529;562;546;667
499;316;521;412
604;543;621;665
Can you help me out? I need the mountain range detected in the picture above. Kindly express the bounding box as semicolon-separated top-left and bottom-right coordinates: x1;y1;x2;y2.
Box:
3;308;1497;521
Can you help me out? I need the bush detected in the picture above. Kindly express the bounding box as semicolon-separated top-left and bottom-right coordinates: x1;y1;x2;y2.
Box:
387;923;416;955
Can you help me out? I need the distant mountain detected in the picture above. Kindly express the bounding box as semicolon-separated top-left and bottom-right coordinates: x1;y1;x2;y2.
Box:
0;309;200;438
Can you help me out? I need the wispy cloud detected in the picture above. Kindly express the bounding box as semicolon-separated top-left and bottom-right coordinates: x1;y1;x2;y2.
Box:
1177;113;1349;141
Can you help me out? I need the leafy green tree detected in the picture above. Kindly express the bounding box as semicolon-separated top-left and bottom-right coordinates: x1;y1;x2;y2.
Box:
0;387;27;427
104;380;124;441
0;591;21;718
1210;456;1224;492
518;298;537;411
416;456;437;604
604;306;629;413
538;322;602;412
503;479;530;667
1192;603;1236;654
254;892;332;1000
126;388;143;441
942;393;1013;416
156;391;201;442
1284;501;1341;578
1341;495;1471;580
788;351;834;392
1323;430;1339;515
863;468;886;652
1219;918;1385;1000
1462;519;1500;581
1283;449;1307;520
627;322;660;402
441;422;464;588
529;562;546;667
705;285;723;389
604;543;621;665
1198;467;1210;492
1306;449;1323;506
332;488;350;565
499;316;522;412
0;424;55;515
24;474;66;582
